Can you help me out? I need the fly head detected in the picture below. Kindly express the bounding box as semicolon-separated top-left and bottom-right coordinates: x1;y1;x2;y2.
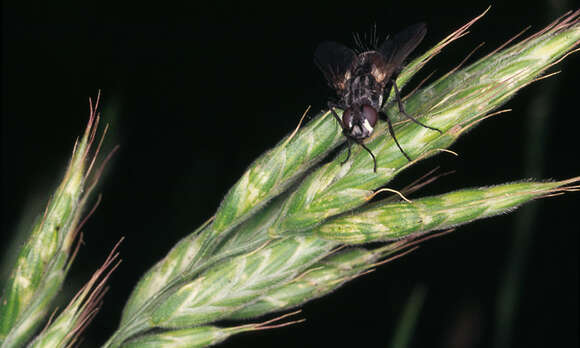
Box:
342;104;378;140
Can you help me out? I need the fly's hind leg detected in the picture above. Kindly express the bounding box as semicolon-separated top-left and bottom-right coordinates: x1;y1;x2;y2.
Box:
384;79;442;161
384;112;412;161
391;79;442;133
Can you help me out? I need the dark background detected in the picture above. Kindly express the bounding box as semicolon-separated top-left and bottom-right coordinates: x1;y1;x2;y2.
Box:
2;1;578;347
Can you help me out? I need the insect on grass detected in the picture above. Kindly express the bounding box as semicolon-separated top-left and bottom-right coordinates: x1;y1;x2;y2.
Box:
315;23;442;172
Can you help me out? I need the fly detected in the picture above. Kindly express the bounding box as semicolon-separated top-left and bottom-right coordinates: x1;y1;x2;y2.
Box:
314;22;441;172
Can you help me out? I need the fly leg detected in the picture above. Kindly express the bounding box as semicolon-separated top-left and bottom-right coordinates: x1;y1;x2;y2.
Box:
384;79;442;161
328;101;354;167
384;111;412;161
341;139;352;166
392;79;441;133
327;101;345;127
340;137;377;172
356;140;377;172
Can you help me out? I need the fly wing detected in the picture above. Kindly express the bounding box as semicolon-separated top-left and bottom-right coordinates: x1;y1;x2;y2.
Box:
314;41;356;92
376;23;427;80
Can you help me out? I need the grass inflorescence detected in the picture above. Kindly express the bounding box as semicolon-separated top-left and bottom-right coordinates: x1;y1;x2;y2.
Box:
102;10;579;348
0;94;120;348
1;9;579;348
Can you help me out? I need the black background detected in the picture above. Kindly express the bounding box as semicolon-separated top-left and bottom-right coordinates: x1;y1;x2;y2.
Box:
2;1;578;347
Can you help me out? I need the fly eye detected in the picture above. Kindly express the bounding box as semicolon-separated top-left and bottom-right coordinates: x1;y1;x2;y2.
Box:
342;109;354;129
362;105;378;127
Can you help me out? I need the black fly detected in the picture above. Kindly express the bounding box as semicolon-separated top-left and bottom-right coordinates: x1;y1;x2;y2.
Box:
314;23;441;172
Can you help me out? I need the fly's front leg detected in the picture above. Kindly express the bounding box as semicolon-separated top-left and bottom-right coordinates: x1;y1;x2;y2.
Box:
327;101;344;127
328;101;360;168
341;139;352;166
355;140;377;172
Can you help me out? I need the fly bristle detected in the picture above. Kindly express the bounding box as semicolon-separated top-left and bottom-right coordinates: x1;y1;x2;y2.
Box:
352;32;364;54
353;25;380;53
